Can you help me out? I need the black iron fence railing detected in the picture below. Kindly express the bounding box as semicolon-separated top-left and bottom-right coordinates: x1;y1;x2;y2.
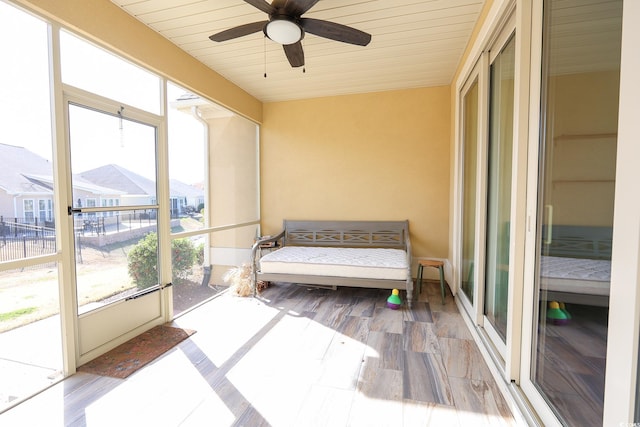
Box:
0;220;57;262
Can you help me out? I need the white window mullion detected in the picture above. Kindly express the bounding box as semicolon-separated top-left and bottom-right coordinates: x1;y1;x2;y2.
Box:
48;21;79;376
603;0;640;422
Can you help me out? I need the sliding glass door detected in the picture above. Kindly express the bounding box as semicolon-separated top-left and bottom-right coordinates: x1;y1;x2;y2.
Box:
458;23;516;357
522;0;622;425
483;34;516;346
460;73;479;307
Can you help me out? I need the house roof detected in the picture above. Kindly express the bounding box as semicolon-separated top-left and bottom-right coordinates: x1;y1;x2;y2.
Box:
79;164;156;196
169;179;204;199
0;145;202;201
79;164;203;199
0;143;56;196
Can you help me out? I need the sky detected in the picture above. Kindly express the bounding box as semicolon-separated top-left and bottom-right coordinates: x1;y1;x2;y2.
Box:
0;1;207;185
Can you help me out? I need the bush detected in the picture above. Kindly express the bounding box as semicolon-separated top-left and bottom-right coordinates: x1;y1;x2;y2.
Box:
127;232;198;289
171;238;197;282
195;242;205;266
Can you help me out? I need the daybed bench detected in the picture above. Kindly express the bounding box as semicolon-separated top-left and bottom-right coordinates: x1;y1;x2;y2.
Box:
250;220;414;308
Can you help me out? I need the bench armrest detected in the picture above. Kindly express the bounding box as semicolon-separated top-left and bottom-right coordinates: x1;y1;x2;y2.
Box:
251;230;285;295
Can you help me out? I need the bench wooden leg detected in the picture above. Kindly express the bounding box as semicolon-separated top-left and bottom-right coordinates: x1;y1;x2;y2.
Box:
438;265;446;305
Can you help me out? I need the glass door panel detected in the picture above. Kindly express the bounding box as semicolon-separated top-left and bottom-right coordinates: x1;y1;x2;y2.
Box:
67;101;163;359
530;0;622;425
68;103;159;312
461;79;479;304
484;35;515;343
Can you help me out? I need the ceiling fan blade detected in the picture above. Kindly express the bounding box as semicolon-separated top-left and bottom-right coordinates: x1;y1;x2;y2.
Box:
209;21;268;42
244;0;275;14
283;42;304;67
301;18;371;46
272;0;320;16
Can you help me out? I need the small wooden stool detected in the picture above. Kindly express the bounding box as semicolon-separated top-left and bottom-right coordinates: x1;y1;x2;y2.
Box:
416;260;446;304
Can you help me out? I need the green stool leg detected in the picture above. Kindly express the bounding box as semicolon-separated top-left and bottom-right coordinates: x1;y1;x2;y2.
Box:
417;264;424;294
438;265;446;304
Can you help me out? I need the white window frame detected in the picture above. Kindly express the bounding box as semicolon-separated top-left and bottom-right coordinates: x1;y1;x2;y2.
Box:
602;0;640;423
23;199;35;222
519;0;636;425
453;0;528;381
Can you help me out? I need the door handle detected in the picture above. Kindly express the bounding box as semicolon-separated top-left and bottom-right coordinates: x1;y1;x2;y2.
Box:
68;206;82;215
544;205;553;244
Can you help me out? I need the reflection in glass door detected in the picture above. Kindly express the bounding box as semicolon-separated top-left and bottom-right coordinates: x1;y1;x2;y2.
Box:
67;100;164;360
530;0;622;425
484;35;515;344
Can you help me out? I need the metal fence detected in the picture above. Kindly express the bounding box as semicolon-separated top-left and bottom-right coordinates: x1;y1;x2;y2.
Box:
0;210;169;264
0;219;57;262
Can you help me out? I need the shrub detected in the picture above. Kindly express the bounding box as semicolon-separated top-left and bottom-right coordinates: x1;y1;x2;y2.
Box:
195;242;205;266
127;232;198;289
171;238;197;282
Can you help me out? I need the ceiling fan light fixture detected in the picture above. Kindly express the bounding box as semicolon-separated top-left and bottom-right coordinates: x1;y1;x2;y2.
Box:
265;19;302;45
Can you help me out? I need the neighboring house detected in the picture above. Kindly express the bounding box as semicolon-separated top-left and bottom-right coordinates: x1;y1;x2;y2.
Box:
170;179;205;214
0;143;54;224
80;164;204;217
79;164;157;207
0;145;204;222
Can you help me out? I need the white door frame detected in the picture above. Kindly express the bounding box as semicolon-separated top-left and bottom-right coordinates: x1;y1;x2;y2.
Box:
62;85;168;365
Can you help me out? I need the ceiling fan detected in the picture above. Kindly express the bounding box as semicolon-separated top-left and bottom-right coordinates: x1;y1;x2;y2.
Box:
209;0;372;68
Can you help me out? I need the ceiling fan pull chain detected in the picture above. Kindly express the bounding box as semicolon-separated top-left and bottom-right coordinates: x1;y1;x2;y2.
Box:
263;35;267;78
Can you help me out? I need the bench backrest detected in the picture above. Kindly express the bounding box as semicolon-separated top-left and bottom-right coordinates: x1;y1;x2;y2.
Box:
283;220;409;250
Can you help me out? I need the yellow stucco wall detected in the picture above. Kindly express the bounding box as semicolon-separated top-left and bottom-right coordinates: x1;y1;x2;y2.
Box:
16;0;262;123
261;87;451;259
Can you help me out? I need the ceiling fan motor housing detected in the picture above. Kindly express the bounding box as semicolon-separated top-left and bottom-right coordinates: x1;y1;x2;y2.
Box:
264;16;305;45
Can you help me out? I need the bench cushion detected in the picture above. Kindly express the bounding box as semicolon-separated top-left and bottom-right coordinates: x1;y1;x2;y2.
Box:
259;246;408;281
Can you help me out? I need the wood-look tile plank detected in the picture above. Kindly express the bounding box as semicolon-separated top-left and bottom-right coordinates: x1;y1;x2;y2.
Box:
403;321;440;353
316;331;367;390
403;399;462;427
449;377;517;427
369;307;404;334
403;301;433;322
364;331;403;370
293;385;354;427
438;337;493;381
432;311;473;340
421;281;459;313
336;315;370;342
403;351;453;405
485;376;520;422
350;368;403;426
178;391;238;427
314;302;353;329
233;405;272;427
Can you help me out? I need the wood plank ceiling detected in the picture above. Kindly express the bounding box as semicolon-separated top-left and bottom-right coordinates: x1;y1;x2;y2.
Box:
111;0;485;102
